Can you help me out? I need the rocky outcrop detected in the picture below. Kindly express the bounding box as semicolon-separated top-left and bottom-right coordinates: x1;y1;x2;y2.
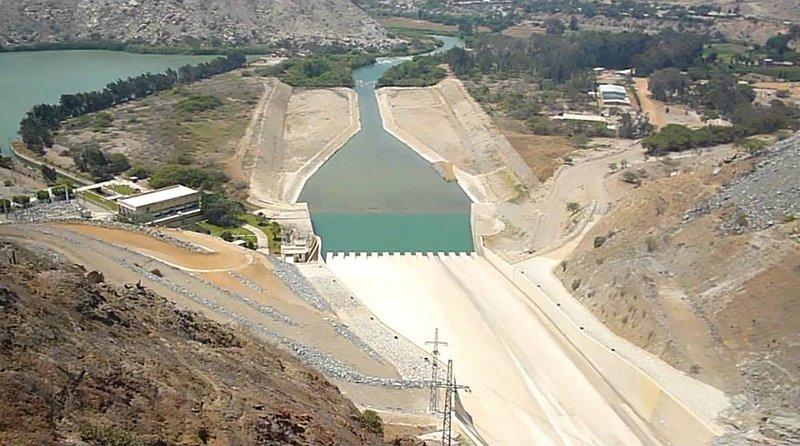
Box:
0;0;389;48
0;240;383;445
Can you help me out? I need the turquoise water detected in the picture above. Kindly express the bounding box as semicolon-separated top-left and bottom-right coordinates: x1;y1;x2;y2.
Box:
299;37;474;254
0;50;215;155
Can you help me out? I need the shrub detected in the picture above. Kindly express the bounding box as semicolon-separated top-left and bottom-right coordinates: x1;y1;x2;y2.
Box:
593;235;606;248
220;231;234;242
378;55;447;87
566;201;581;214
149;165;228;190
361;409;384;435
645;236;657;252
36;190;51;201
177;94;222;114
128;165;151;180
12;195;30;206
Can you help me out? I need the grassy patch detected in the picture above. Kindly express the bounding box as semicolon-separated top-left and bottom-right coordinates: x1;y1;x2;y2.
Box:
69;112;113;131
195;221;256;240
80;190;118;211
240;213;283;252
106;183;137;195
177;94;223;114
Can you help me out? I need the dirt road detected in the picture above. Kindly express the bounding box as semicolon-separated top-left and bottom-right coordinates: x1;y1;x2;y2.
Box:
532;144;644;251
634;77;704;129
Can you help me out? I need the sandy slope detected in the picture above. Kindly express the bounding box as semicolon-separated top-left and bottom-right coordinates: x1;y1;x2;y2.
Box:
247;79;359;206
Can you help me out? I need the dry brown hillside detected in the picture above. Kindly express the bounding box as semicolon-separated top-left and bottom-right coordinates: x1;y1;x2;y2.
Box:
0;0;388;48
557;135;800;444
0;241;383;445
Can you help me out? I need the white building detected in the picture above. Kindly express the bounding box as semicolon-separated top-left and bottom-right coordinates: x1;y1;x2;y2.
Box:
117;184;201;226
598;84;631;107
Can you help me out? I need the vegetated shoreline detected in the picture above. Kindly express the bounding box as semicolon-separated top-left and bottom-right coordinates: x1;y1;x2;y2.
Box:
0;37;443;58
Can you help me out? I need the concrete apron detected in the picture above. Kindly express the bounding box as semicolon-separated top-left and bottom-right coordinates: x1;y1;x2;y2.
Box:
325;251;699;445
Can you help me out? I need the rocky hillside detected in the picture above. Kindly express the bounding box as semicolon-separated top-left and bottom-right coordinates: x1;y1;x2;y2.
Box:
0;241;383;445
0;0;388;48
557;134;800;444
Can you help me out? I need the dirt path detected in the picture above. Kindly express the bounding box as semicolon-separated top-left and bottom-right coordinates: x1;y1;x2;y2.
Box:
634;77;705;129
532;144;644;251
224;79;272;185
248;79;292;205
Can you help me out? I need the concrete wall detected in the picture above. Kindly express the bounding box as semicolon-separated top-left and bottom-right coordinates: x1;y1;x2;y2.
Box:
480;244;722;445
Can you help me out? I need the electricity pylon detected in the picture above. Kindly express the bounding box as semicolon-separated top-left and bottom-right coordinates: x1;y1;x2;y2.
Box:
425;328;448;413
440;359;469;446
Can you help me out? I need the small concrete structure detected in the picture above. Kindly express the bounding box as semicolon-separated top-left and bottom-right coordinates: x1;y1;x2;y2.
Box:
598;84;631;106
551;113;609;124
279;228;319;263
117;184;201;227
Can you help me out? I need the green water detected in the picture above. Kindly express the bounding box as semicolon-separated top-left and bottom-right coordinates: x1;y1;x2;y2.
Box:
0;50;215;155
299;37;474;254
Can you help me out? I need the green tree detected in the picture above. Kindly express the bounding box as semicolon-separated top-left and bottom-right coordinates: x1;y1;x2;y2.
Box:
149;165;228;190
569;16;580;31
40;165;58;184
648;68;692;102
202;193;243;227
545;18;566;35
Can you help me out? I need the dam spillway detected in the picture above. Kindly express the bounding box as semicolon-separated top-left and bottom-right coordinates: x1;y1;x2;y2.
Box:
298;37;474;254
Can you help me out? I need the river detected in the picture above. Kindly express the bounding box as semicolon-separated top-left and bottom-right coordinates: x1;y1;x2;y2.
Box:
0;50;215;155
299;36;474;254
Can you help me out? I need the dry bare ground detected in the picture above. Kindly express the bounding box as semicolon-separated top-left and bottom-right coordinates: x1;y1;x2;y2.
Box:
246;79;359;206
0;238;385;445
634;77;706;129
557;136;800;444
0;222;435;428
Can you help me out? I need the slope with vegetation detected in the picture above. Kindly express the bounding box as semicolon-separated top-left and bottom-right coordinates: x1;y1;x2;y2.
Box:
0;240;384;445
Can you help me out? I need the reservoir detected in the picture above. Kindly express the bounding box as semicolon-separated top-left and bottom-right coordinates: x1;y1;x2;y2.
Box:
299;36;474;254
0;44;473;254
0;50;214;155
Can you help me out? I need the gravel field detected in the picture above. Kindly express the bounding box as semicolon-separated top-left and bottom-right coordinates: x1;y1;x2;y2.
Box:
690;132;800;232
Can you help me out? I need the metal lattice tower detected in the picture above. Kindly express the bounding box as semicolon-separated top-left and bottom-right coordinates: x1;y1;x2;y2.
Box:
425;328;448;413
439;359;469;446
441;359;454;446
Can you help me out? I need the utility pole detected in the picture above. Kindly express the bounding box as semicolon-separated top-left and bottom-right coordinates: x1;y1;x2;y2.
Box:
426;328;448;413
439;359;469;446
